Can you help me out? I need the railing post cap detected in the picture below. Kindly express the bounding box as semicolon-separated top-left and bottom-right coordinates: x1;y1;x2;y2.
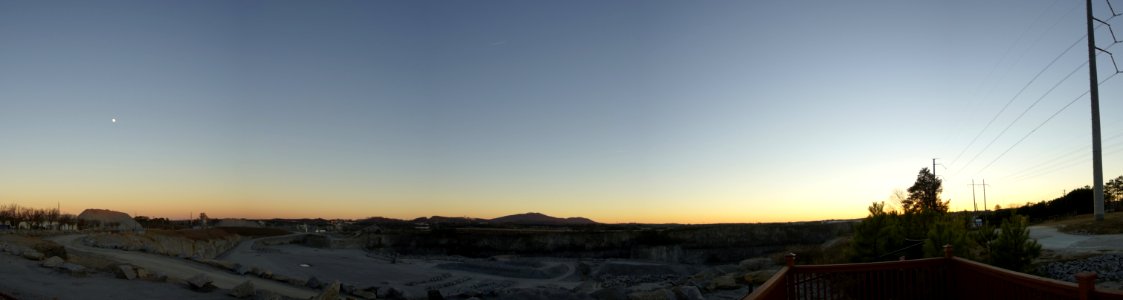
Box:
1075;272;1097;281
943;244;953;258
785;253;796;267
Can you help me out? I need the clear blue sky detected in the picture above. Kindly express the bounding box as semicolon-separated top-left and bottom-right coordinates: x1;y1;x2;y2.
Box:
1;0;1120;223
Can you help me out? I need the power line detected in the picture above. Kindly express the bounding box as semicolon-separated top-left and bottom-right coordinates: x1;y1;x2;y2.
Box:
951;14;1121;172
961;61;1090;174
974;71;1122;175
1013;141;1123;181
949;35;1087;170
1001;130;1123;180
969;0;1070;97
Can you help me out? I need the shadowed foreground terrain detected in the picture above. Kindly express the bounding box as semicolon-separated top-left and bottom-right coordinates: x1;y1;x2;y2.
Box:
0;218;854;299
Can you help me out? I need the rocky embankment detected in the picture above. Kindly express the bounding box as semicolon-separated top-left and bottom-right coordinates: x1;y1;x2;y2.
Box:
1039;254;1123;283
82;233;240;259
371;222;853;264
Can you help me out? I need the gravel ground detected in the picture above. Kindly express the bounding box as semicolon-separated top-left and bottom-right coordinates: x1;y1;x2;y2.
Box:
0;251;232;300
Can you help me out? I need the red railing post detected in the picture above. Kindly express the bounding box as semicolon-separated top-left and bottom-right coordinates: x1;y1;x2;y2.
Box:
943;244;953;259
1076;272;1097;300
786;253;796;267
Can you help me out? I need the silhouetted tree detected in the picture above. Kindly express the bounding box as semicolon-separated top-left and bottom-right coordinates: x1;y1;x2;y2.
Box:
1107;175;1123;210
902;168;947;214
988;215;1041;273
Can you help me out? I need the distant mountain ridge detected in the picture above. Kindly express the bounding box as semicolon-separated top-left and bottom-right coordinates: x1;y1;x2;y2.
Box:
360;212;597;225
489;212;597;225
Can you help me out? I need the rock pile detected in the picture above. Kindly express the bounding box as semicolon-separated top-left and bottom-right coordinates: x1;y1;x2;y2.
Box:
229;280;255;298
77;208;144;232
187;273;216;291
1039;254;1123;282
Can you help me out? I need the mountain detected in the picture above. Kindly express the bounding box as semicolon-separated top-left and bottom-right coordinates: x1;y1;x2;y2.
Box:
412;216;481;224
489;212;597;225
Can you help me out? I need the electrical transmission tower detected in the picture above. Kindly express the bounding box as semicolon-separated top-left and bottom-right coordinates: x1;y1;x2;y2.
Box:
1087;0;1109;221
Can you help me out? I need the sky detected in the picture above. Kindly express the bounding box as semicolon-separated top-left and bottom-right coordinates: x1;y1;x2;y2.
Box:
1;0;1121;224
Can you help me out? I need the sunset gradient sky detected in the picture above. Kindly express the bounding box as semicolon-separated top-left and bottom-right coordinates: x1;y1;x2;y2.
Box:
2;0;1122;223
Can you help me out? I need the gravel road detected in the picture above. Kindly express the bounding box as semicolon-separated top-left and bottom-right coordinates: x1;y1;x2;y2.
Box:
47;234;317;299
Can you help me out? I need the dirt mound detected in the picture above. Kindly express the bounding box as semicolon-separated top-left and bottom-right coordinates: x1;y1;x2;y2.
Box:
77;209;143;232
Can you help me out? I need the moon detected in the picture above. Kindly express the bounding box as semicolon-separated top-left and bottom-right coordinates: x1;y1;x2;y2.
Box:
111;118;117;123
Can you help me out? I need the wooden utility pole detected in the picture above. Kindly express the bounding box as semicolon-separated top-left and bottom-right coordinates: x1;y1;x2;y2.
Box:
970;180;991;212
1087;0;1106;221
983;179;989;212
970;180;979;213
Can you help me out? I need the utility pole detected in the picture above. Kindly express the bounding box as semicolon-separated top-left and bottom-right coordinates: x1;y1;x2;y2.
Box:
970;179;979;214
982;179;989;213
970;180;991;212
1088;0;1107;221
932;158;939;179
932;158;946;210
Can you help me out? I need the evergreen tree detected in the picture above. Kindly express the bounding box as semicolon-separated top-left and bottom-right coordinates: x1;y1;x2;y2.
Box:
988;215;1041;272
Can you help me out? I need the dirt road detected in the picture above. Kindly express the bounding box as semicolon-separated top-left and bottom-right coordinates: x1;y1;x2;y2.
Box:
1028;226;1123;255
47;234;318;299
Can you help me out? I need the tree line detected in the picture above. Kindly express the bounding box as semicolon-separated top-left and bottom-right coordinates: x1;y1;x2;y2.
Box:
0;203;78;229
847;167;1041;273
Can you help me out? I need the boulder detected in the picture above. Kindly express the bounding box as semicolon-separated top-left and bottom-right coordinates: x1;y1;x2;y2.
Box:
591;286;628;300
21;249;45;261
41;256;65;268
707;274;739;290
381;286;415;299
427;289;444;300
353;290;378;300
311;280;341;300
739;257;773;271
187;273;215;291
744;269;777;285
234;263;251;275
229;280;255;298
306;276;323;289
271;274;290;283
116;264;138;280
59;263;87;276
626;289;674;300
253;289;282;300
135;267;151;280
672;286;704;300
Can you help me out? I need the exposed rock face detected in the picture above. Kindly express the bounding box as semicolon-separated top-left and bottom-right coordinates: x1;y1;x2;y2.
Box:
82;233;240;259
77;209;144;232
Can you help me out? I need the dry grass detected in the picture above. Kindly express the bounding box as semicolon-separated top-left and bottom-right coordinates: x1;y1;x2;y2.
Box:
1039;211;1123;235
0;234;67;258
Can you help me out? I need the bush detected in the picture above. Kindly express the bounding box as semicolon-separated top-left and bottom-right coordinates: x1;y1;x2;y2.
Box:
923;215;973;260
988;215;1041;273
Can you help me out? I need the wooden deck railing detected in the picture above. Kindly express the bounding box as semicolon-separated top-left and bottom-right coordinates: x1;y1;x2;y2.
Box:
744;245;1123;300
